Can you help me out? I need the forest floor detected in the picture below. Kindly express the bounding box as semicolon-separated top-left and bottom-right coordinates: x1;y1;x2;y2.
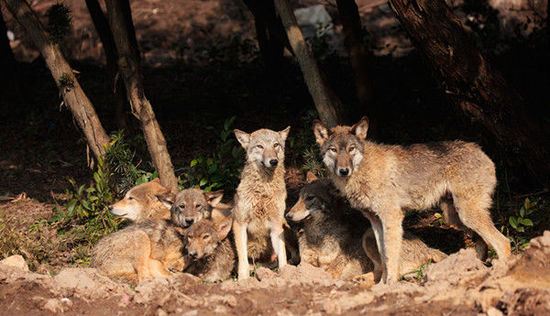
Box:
1;0;550;314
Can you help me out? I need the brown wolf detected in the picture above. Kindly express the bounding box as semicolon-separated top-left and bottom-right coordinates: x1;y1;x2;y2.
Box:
159;189;224;228
232;126;291;280
109;178;172;222
91;219;185;284
313;116;511;283
184;214;236;282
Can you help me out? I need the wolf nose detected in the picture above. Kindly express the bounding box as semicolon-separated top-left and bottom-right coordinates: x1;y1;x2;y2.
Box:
269;159;278;167
184;218;194;227
108;205;113;211
189;251;198;259
339;168;349;176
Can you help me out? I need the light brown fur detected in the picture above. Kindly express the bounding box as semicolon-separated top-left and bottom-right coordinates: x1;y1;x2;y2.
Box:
313;117;511;284
158;189;224;228
184;215;236;282
232;127;290;280
109;178;171;222
91;219;185;285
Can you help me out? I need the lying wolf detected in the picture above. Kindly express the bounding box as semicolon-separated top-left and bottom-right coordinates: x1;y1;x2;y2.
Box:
287;174;446;280
313;116;511;283
109;178;172;222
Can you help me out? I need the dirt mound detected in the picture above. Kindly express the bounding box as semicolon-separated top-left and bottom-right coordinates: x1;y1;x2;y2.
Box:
2;232;550;315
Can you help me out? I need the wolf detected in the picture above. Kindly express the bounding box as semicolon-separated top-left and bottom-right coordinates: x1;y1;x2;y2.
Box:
313;116;511;284
183;214;236;282
159;188;225;228
232;126;291;280
108;178;172;222
286;174;372;279
91;219;186;284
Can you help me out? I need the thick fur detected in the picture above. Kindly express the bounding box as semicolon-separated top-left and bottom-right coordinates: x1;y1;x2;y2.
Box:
159;189;224;228
362;228;447;282
109;178;172;222
232;127;290;280
287;177;372;279
313;117;511;284
184;215;236;282
91;219;185;285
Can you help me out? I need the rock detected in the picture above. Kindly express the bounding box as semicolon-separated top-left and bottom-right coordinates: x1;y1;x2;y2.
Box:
54;268;129;300
43;298;64;313
0;255;29;271
424;248;489;286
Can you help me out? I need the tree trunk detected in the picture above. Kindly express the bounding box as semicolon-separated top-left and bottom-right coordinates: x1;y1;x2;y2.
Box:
104;0;178;192
274;0;345;127
0;4;16;93
85;0;128;131
3;0;110;161
336;0;373;109
390;0;550;187
243;0;286;73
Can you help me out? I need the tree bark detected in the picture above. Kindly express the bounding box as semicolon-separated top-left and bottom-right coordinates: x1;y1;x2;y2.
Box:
104;0;178;192
3;0;110;161
0;4;16;91
274;0;345;127
390;0;550;187
336;0;373;109
85;0;128;131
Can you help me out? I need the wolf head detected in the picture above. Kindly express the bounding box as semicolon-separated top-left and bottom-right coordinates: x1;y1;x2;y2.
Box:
159;189;224;228
286;173;335;223
234;127;290;170
312;117;369;178
185;215;232;260
108;178;171;222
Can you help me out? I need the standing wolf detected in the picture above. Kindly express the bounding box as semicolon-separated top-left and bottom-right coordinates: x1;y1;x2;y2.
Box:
313;117;511;284
232;126;290;280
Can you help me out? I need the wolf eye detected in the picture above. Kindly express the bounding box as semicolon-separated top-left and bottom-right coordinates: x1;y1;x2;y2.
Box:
274;143;280;148
202;234;210;240
195;204;201;208
128;196;134;200
349;146;356;152
179;204;186;209
305;195;314;201
329;147;337;153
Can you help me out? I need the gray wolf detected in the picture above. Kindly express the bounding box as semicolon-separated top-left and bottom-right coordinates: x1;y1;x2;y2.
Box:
313;116;511;283
183;213;236;282
232;126;291;280
108;178;172;222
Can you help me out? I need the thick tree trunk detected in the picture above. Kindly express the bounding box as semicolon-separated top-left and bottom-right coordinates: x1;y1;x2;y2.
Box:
104;0;178;192
390;0;550;187
3;0;110;161
336;0;373;109
85;0;128;131
274;0;345;127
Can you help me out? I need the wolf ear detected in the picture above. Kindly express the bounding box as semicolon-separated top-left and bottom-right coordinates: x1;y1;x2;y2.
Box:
306;171;318;183
234;129;250;150
216;215;233;240
279;126;291;142
157;192;175;208
312;119;330;146
204;190;224;207
350;116;369;140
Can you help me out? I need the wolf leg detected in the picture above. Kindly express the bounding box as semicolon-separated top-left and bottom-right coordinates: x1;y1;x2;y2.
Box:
233;220;250;280
270;222;287;269
377;207;403;284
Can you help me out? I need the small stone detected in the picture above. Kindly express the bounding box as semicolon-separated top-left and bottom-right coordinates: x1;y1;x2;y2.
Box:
0;255;29;271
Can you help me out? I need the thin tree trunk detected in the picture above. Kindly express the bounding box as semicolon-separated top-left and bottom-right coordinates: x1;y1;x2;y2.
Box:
3;0;110;161
390;0;550;187
336;0;373;109
0;4;16;92
274;0;345;127
85;0;128;131
104;0;178;192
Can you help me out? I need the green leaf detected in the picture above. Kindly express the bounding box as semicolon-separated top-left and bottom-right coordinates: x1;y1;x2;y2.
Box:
521;218;533;226
519;206;525;217
517;226;525;232
524;198;530;210
434;213;442;219
190;159;198;167
199;178;208;187
208;163;218;174
509;216;517;229
66;199;77;213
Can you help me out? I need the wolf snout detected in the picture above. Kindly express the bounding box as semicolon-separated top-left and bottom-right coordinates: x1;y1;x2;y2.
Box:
188;251;198;260
338;168;350;176
184;218;194;227
108;205;114;211
269;159;278;167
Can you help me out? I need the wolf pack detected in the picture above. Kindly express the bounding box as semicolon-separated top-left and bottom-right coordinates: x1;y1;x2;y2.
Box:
92;117;511;286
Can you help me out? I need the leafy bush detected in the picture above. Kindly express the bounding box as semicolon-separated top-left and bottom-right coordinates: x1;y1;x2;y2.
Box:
179;116;243;193
503;197;542;253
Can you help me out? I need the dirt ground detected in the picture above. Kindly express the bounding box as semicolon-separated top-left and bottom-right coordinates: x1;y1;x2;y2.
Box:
1;231;549;315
